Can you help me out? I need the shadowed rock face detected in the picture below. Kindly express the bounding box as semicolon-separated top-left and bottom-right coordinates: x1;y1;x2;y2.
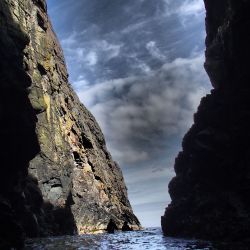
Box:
162;0;250;241
0;1;40;248
0;0;140;248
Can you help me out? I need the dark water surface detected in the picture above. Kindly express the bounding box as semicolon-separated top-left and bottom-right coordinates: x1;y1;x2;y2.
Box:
25;228;247;250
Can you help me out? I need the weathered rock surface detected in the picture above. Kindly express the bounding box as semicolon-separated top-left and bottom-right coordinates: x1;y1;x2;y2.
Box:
162;0;250;241
0;0;140;248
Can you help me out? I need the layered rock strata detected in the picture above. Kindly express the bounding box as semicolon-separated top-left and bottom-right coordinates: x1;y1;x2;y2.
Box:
162;0;250;240
0;0;140;248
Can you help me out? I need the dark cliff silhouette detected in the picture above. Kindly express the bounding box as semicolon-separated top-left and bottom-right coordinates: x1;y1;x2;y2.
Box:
0;1;39;248
162;0;250;241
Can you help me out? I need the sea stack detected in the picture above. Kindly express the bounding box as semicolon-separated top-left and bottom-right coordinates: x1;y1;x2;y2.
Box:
0;0;140;248
162;0;250;241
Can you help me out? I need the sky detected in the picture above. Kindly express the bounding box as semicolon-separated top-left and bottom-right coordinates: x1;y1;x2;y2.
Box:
47;0;211;227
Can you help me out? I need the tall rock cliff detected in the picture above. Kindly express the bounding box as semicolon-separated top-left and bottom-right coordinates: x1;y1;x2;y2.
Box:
0;0;140;248
162;0;250;241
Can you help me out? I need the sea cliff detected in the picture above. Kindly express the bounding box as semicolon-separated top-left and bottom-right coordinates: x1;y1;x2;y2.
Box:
0;0;140;249
162;0;250;241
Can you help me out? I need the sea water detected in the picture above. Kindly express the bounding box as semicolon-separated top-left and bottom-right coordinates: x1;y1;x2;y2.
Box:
24;227;246;250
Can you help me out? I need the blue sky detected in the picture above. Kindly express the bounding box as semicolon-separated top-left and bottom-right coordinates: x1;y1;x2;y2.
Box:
47;0;211;227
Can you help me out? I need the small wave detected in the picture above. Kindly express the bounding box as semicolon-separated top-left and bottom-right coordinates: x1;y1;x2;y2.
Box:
25;227;213;250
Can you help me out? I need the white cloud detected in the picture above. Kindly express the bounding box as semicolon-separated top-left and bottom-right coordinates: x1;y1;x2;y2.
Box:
137;62;151;74
73;79;90;91
61;31;78;47
146;41;167;61
121;20;149;34
125;164;174;186
96;40;122;59
111;147;149;164
179;0;204;17
76;53;211;165
85;51;98;66
76;48;84;59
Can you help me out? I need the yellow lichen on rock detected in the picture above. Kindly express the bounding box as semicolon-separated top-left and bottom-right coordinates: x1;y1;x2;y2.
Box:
43;93;51;122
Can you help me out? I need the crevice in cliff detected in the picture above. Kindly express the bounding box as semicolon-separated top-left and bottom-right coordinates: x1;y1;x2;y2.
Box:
36;11;47;31
81;133;93;149
37;63;47;76
73;151;82;164
33;0;47;12
122;221;133;231
106;219;118;234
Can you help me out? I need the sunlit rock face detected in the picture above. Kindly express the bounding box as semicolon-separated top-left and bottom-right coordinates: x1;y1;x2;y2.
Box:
162;0;250;240
0;0;140;248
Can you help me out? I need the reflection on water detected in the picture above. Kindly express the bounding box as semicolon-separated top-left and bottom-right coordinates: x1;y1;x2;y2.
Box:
25;228;248;250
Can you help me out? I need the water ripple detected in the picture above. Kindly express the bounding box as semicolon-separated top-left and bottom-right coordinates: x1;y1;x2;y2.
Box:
25;228;213;250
